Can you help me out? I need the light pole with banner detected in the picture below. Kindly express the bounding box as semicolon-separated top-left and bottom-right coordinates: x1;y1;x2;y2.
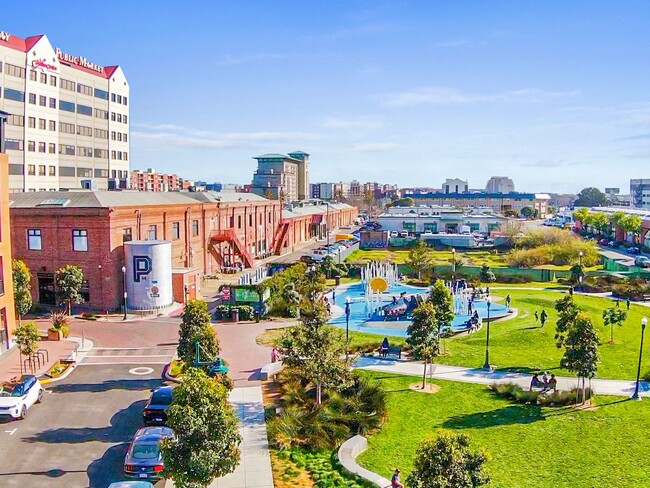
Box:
345;297;351;359
121;266;128;320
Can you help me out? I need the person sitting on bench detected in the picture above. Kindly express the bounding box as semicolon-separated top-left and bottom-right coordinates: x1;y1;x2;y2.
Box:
548;374;557;391
380;337;390;358
530;374;543;390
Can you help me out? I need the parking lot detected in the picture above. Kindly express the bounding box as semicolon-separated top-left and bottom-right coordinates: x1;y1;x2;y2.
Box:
0;364;168;488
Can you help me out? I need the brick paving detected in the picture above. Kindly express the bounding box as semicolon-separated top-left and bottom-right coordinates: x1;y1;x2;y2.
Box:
0;338;78;383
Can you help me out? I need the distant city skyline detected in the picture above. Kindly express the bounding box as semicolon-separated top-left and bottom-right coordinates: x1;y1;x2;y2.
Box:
6;1;650;193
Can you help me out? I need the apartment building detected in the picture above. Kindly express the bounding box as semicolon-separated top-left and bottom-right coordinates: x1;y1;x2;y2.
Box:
251;151;309;201
131;169;183;192
0;27;129;192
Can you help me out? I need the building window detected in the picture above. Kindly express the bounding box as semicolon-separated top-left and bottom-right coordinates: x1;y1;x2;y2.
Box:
111;150;116;160
77;83;93;96
124;96;128;106
111;93;116;102
238;215;242;229
4;88;25;102
27;164;36;176
50;76;57;87
94;148;108;158
49;143;56;154
61;78;75;91
40;72;47;84
124;115;128;124
5;139;24;151
77;104;93;116
94;108;108;119
29;70;37;81
77;125;93;137
72;229;88;251
28;93;36;104
124;133;128;142
7;114;24;126
49;120;56;131
28;229;42;250
117;94;122;104
111;131;116;141
59;145;75;155
148;225;157;241
94;87;109;100
38;165;46;176
123;227;132;243
124;152;128;161
59;122;75;134
78;147;93;157
4;63;26;78
39;95;46;106
28;141;35;152
77;168;92;178
49;166;56;176
191;219;199;237
49;98;56;109
28;117;36;129
38;142;46;153
172;222;180;240
59;100;75;112
39;118;46;130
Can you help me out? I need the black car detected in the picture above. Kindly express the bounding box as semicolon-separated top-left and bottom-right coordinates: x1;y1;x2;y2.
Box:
143;386;173;425
124;426;174;480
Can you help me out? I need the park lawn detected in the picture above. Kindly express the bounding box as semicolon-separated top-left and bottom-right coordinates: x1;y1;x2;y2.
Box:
357;372;650;488
347;248;508;267
439;289;650;379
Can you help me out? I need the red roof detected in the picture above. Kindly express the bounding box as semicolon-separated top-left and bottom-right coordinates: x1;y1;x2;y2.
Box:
24;35;44;52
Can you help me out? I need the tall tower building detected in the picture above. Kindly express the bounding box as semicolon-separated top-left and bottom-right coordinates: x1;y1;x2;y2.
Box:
251;151;310;201
0;27;129;192
486;176;515;194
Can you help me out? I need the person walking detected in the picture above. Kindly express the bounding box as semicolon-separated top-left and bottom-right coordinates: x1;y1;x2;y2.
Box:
391;468;404;488
540;310;548;327
616;298;620;308
271;347;278;363
626;298;631;310
534;310;539;323
505;294;511;310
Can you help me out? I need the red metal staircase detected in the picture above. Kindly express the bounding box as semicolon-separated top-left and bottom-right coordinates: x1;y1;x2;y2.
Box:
210;229;255;268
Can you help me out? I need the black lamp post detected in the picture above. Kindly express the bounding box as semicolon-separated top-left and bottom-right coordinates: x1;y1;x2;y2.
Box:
345;297;351;359
451;247;456;284
632;317;649;400
121;265;128;320
483;296;492;370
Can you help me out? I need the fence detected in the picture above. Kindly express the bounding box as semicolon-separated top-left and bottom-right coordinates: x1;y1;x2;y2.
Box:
424;265;569;282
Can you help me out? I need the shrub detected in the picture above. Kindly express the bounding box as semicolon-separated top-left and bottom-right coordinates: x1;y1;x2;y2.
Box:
236;305;255;321
489;382;591;406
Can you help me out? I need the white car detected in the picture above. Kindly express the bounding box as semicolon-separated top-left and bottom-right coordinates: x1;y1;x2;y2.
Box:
389;231;399;237
0;375;43;420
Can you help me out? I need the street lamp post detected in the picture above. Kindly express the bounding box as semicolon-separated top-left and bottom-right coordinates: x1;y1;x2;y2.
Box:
632;317;649;400
121;266;128;320
579;275;583;292
483;296;492;370
451;247;456;284
345;297;351;359
579;250;583;267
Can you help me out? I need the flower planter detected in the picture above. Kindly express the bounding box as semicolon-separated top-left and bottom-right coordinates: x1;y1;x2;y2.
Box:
47;329;62;341
46;359;74;378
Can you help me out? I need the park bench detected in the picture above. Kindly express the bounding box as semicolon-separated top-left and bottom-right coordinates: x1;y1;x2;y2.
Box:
260;361;283;381
376;345;402;360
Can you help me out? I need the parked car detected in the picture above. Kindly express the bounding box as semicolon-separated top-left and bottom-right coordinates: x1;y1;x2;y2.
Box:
389;231;398;238
399;231;409;238
628;247;641;254
635;256;650;268
124;426;174;481
108;482;155;488
608;241;621;248
0;375;43;420
143;386;174;425
300;255;318;265
598;239;609;246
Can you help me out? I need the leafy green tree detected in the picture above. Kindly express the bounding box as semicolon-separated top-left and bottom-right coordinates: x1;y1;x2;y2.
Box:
406;430;490;488
561;311;600;404
406;239;433;280
429;279;455;331
478;264;496;284
392;197;416;207
602;307;627;343
177;299;220;369
621;214;642;241
587;212;610;235
263;188;274;200
574;187;608;207
55;265;84;315
161;368;241;488
278;306;351;404
569;264;584;285
572;207;589;224
12;259;32;325
554;295;580;348
13;321;41;357
520;206;535;218
407;301;439;388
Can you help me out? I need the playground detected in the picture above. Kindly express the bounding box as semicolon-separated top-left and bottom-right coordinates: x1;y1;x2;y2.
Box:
327;261;510;338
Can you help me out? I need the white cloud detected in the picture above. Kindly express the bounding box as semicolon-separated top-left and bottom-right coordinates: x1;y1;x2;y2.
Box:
378;86;581;107
132;123;318;150
350;142;397;153
322;116;383;130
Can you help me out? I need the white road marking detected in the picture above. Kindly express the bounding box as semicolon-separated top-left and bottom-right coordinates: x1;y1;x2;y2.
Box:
77;361;169;366
4;428;17;435
129;367;155;375
84;354;173;358
92;347;176;351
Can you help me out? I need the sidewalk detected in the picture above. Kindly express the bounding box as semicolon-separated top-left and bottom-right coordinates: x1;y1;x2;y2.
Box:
167;386;273;488
355;356;650;398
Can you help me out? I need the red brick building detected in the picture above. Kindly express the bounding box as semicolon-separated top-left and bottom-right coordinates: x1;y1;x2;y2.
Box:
0;130;16;355
130;169;183;192
9;191;357;311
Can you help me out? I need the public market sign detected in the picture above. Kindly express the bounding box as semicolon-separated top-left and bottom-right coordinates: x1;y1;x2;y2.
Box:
55;47;104;74
0;31;10;42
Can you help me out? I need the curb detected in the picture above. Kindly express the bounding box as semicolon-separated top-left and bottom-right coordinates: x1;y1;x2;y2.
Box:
337;435;391;488
39;336;94;384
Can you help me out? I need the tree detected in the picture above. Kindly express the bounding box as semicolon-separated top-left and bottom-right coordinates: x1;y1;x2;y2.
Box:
392;197;415;207
278;305;351;404
621;214;642;241
177;299;220;369
572;207;589;225
161;368;241;488
406;239;433;280
406;430;490;488
263;188;274;200
478;264;496;284
363;188;376;213
569;264;584;285
496;220;524;246
574;187;608;207
407;301;440;389
587;212;610;235
55;265;84;315
554;295;580;348
561;311;600;404
520;206;535;219
602;307;627;343
13;321;41;357
429;279;455;332
12;259;32;325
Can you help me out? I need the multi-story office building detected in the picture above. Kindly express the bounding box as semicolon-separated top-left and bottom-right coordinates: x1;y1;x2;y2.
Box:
131;169;183;192
0;28;129;192
630;179;650;209
442;178;469;194
486;176;515;194
251;151;309;201
0;112;16;356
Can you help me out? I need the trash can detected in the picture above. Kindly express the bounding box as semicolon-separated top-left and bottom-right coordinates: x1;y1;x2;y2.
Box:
231;308;239;322
254;310;260;323
335;275;341;286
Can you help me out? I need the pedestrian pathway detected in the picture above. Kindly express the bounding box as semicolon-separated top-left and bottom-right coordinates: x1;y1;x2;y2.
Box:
167;386;274;488
355;356;650;397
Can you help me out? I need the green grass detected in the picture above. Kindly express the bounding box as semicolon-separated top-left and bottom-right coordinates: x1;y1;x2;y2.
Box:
439;289;650;379
357;372;650;487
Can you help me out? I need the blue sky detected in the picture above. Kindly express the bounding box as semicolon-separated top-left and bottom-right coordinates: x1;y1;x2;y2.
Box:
7;1;650;193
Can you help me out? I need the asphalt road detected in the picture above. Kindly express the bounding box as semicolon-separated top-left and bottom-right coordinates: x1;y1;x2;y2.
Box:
0;364;169;488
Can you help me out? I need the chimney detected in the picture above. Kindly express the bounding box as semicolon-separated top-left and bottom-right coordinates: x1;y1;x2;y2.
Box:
0;110;8;153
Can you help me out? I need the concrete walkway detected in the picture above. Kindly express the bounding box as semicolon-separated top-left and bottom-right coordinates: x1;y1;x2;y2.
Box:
167;386;274;488
355;356;650;397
